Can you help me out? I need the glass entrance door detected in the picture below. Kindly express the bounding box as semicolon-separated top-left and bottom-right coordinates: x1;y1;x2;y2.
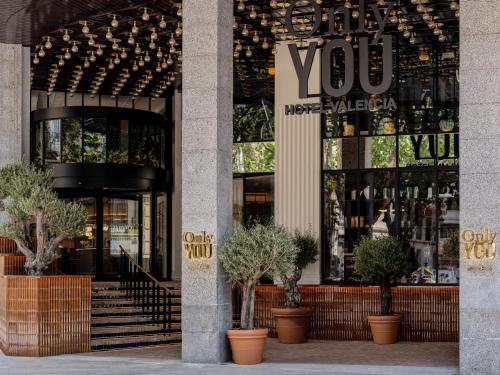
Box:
102;197;140;278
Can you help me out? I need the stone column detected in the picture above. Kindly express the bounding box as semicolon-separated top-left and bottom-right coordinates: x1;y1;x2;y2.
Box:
181;0;233;363
0;43;30;166
460;2;500;374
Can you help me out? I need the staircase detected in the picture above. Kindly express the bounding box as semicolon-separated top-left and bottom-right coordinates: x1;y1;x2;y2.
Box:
91;282;182;351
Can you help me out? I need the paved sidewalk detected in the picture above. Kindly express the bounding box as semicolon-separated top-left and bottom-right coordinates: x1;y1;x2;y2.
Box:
0;340;459;375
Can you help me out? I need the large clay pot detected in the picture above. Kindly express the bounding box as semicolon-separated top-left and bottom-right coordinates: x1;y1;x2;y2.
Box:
227;328;269;365
368;314;402;345
271;306;315;344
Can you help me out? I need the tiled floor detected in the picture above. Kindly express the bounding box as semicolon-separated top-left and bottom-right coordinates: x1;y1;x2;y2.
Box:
1;340;459;375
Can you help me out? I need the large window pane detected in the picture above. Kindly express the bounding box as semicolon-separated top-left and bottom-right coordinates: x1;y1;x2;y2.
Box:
62;118;82;163
107;119;129;164
232;142;275;173
244;175;274;226
83;118;107;163
44;119;61;163
323;138;358;170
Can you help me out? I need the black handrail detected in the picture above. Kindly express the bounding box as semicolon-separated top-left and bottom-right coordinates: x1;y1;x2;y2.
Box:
119;246;174;334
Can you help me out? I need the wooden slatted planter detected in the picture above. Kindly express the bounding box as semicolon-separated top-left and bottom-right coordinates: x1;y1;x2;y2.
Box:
234;285;459;342
0;275;92;356
0;255;26;276
0;237;17;254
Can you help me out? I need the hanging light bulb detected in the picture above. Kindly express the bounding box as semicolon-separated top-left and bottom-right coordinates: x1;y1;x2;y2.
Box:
151;28;158;40
71;41;78;53
261;15;268;27
111;14;119;28
135;43;142;54
96;46;103;56
112;40;119;50
245;46;252;58
262;38;269;49
344;1;352;9
253;31;260;43
106;27;113;40
235;41;243;52
58;57;65;66
142;8;150;21
270;0;278;8
317;37;325;46
156;63;162;73
450;1;458;10
149;41;156;49
128;33;135;45
133;61;139;71
345;34;352;43
167;54;173;65
144;51;151;62
64;49;71;60
132;21;139;35
108;59;115;69
138;57;145;67
169;46;176;53
233;17;238;29
82;21;90;34
403;30;411;38
45;38;52;49
159;16;167;29
438;34;447;42
38;47;45;57
352;10;359;19
89;51;96;62
88;36;95;47
120;48;127;59
249;6;257;19
237;0;245;12
63;29;71;42
157;48;163;58
409;34;416;44
377;0;385;5
162;59;168;69
33;55;40;65
242;25;249;37
390;14;398;24
175;22;182;36
114;55;120;65
234;50;240;58
177;5;182;17
169;33;176;46
84;57;90;68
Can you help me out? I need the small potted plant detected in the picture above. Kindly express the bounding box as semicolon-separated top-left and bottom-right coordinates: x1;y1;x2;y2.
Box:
271;229;319;344
354;236;416;345
220;223;298;365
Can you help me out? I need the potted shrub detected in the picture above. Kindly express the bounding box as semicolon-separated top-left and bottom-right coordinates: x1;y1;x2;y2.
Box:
354;236;416;345
271;229;319;344
220;223;298;365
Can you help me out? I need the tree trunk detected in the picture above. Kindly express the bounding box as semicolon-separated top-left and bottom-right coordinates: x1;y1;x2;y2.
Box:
282;268;302;308
240;281;256;330
380;281;393;315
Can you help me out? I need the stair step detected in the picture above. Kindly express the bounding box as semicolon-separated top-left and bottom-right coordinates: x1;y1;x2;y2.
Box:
91;333;182;351
92;300;181;309
92;314;182;327
92;323;182;338
92;306;181;317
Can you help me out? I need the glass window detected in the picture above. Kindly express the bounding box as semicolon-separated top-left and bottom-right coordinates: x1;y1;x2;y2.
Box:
232;142;275;173
233;178;244;228
83;118;107;163
323;138;358;170
234;102;274;143
107;119;129;164
33;122;43;165
130;121;148;166
62;118;82;163
360;136;396;169
44;119;61;163
156;193;168;279
244;175;274;226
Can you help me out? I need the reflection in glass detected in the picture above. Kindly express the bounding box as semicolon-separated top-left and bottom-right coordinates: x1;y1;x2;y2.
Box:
244;175;274;226
83;118;107;163
438;171;459;283
437;133;459;166
156;193;168;279
102;198;139;276
107;120;129;164
234;102;274;143
232;142;275;173
233;178;244;227
399;135;436;167
142;194;151;272
62;118;82;163
323;138;358;170
400;172;437;284
44;119;61;163
34;122;43;165
360;136;396;169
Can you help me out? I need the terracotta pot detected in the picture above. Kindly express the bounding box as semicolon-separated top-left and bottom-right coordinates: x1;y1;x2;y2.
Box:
368;313;402;345
271;306;315;344
227;328;268;365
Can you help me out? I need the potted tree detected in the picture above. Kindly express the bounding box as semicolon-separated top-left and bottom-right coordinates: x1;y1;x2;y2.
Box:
354;236;416;345
0;162;89;357
220;223;298;365
271;229;319;344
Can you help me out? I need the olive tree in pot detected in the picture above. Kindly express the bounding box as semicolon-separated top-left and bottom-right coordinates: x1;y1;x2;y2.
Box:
0;162;86;275
220;223;298;365
354;236;416;345
271;229;319;344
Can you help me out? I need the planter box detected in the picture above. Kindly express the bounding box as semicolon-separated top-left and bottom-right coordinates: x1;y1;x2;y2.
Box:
0;237;17;254
0;275;92;356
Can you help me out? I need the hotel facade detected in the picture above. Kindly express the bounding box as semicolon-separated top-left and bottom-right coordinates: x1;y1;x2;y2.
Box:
0;1;497;374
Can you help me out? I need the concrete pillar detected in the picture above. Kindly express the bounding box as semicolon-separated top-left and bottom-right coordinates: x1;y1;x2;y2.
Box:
274;41;321;284
0;43;30;166
460;2;500;374
181;0;233;363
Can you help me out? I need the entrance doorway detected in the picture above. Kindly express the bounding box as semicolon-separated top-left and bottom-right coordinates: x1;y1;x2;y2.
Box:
59;192;169;280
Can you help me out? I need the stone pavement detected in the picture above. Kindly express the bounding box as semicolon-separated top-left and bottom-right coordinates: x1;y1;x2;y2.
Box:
0;340;459;375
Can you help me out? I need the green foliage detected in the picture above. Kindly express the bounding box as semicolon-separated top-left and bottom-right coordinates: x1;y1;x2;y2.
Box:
354;236;416;314
220;223;298;285
354;236;415;285
232;142;275;173
0;162;87;275
233;103;274;143
293;229;319;271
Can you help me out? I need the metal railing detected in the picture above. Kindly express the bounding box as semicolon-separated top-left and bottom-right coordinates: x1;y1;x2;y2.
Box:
119;246;174;334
